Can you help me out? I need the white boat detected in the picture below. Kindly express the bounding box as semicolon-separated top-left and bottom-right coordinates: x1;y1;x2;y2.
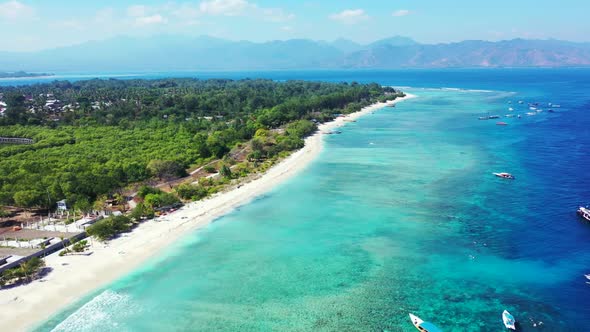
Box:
508;107;514;111
493;172;515;179
578;206;590;222
409;313;443;332
502;310;516;330
584;273;590;280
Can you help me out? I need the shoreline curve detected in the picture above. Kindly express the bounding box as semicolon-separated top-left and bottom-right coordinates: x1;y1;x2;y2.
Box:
0;93;416;332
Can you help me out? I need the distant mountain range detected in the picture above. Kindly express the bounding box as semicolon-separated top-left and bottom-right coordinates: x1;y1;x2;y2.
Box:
1;35;590;72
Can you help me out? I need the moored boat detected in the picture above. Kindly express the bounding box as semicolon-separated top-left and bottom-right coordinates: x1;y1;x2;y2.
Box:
496;122;508;125
577;206;590;222
493;172;515;179
502;310;516;330
409;313;443;332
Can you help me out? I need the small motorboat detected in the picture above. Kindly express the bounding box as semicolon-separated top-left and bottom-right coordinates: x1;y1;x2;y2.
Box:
508;107;514;111
547;109;555;113
478;116;489;120
493;172;515;179
488;115;500;119
502;310;516;330
584;274;590;280
577;206;590;222
496;122;508;126
409;313;443;332
518;100;524;104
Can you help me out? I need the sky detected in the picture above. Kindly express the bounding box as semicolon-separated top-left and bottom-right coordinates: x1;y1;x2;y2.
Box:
0;0;589;52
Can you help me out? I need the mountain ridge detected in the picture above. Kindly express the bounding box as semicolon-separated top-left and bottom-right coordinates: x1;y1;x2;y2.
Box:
2;35;590;72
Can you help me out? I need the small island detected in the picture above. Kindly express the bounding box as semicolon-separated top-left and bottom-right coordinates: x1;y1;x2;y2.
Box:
0;71;54;78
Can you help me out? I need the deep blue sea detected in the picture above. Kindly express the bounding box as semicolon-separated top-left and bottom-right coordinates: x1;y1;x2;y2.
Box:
6;69;589;331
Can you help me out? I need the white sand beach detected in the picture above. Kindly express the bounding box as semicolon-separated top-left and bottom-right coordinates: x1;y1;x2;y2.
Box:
0;94;415;331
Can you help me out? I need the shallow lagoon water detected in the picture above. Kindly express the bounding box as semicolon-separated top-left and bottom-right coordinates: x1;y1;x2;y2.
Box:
32;70;590;331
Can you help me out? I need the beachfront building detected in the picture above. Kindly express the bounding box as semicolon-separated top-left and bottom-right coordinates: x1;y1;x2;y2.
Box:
57;199;67;211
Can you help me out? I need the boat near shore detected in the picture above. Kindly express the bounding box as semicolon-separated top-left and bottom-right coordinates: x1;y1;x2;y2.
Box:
409;313;443;332
502;310;516;330
479;115;501;120
493;172;515;179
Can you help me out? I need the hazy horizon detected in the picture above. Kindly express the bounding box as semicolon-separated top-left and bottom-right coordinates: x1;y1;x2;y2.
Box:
3;34;590;55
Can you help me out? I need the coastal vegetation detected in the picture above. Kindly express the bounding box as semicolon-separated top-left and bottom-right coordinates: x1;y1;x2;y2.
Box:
59;239;89;256
86;215;134;241
0;257;45;287
0;78;403;216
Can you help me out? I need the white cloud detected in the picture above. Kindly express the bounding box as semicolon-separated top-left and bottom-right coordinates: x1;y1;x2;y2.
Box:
0;0;34;20
197;0;293;22
127;5;147;17
95;8;114;23
329;9;368;24
199;0;251;16
261;8;294;23
50;19;84;30
171;3;201;20
135;14;167;26
392;9;410;17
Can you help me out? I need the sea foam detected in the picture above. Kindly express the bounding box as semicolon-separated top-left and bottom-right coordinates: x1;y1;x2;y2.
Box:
50;290;138;332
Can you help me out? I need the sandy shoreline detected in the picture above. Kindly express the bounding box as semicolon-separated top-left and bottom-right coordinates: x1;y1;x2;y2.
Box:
0;94;415;331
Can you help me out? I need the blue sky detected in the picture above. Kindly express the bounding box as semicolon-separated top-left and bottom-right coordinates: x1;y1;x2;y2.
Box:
0;0;589;51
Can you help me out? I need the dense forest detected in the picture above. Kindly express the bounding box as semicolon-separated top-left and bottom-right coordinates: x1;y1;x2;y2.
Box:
0;78;402;212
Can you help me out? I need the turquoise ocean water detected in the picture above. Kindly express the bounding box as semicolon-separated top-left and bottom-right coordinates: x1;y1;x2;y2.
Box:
13;69;590;331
